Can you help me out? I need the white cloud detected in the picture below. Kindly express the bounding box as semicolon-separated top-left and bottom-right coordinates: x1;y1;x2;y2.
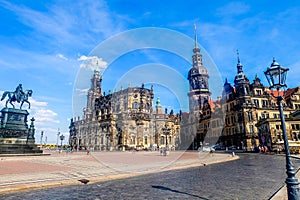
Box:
216;2;250;16
78;55;108;71
0;1;125;50
22;97;60;125
33;109;59;125
75;88;89;96
30;98;48;107
28;99;63;144
56;54;68;60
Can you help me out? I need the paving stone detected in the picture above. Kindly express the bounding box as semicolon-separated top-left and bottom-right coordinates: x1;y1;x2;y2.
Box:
1;153;299;199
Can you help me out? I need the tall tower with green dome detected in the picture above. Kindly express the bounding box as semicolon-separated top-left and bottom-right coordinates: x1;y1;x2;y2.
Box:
155;97;163;114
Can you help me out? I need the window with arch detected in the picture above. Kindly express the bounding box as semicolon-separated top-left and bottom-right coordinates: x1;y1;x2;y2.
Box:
133;102;139;109
160;136;164;145
130;135;136;145
248;112;253;121
144;136;148;145
145;103;150;110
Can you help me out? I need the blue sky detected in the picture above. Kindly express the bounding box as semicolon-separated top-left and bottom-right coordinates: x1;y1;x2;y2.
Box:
0;0;300;144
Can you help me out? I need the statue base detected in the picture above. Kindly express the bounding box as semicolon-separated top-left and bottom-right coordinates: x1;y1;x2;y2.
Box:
0;108;29;137
0;108;42;154
0;138;42;154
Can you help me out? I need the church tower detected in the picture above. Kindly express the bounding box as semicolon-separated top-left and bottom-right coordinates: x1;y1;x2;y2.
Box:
155;97;163;114
187;25;210;112
84;64;102;120
234;50;250;96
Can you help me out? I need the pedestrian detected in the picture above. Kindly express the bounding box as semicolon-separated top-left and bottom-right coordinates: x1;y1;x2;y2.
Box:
86;149;90;155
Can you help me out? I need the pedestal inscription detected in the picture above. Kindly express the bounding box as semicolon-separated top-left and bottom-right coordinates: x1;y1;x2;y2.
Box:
0;112;42;154
0;108;28;138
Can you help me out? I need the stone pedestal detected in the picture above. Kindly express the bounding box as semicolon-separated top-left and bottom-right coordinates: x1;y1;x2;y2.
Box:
0;108;42;154
0;108;28;138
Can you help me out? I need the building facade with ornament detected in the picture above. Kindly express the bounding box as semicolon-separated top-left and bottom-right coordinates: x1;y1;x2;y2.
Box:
179;26;300;152
69;69;181;151
69;26;300;152
182;49;300;151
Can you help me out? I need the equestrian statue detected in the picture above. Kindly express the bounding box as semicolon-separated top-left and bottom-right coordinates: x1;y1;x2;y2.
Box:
1;84;33;109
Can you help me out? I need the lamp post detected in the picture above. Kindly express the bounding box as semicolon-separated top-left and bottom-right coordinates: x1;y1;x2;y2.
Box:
264;58;300;199
45;136;47;148
162;125;171;153
106;133;109;151
40;131;44;149
57;129;60;150
106;125;110;151
60;134;65;151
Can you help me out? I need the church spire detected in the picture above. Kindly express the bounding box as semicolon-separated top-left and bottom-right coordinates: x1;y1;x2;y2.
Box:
193;24;200;54
236;49;243;73
94;60;100;73
194;24;198;49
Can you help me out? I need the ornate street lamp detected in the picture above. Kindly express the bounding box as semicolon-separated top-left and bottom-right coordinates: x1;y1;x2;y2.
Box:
264;58;300;199
265;58;289;90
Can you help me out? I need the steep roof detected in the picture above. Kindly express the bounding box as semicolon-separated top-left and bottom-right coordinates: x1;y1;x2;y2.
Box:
285;87;299;100
268;90;284;97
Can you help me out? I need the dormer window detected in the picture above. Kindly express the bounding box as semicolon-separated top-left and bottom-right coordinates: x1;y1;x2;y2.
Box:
256;90;262;95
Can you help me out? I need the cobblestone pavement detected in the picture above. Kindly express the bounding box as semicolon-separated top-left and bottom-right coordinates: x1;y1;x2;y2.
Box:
0;150;236;195
1;153;299;200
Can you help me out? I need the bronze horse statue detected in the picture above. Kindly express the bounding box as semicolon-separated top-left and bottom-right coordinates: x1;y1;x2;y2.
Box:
1;89;33;109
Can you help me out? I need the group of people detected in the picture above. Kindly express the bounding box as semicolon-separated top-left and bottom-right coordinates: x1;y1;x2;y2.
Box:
258;146;269;153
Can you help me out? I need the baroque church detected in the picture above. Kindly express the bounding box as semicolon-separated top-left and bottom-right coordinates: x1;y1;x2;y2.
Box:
68;69;181;151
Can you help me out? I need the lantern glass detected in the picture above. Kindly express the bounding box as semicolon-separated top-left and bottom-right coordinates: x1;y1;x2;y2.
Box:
264;59;289;90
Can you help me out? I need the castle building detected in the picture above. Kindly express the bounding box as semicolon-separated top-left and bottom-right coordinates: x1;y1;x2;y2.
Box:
255;86;300;152
204;56;300;151
69;70;180;151
180;26;300;151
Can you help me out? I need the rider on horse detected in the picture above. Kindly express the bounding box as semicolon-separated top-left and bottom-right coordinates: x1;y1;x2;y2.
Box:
1;84;32;109
15;84;25;103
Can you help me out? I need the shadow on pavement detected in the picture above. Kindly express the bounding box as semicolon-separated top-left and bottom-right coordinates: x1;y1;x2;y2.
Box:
151;185;209;199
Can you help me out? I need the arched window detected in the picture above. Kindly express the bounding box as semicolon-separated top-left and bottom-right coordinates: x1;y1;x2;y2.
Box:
133;102;139;109
130;135;136;145
144;136;148;145
145;103;150;110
